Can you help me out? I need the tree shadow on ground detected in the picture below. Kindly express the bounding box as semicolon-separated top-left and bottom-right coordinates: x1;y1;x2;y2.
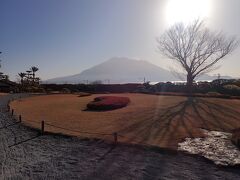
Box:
118;97;240;148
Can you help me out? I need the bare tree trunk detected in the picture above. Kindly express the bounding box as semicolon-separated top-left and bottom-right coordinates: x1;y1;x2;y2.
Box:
186;73;193;94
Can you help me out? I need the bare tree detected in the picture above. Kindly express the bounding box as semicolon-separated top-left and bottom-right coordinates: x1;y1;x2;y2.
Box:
157;20;239;92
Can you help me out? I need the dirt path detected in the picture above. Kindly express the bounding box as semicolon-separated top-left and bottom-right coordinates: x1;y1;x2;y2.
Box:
0;94;240;179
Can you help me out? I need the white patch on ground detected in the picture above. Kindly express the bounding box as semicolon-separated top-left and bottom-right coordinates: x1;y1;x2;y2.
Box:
178;129;240;166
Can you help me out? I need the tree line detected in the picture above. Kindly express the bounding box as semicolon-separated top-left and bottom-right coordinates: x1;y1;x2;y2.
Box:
18;66;40;86
0;52;41;92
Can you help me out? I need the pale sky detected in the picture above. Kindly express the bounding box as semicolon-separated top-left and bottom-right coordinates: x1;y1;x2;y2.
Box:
0;0;240;81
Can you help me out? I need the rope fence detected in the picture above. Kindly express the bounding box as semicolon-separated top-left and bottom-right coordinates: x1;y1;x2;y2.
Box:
5;96;154;148
7;100;120;146
44;122;112;136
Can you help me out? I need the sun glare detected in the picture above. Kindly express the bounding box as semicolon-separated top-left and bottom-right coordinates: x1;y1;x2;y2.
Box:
165;0;212;26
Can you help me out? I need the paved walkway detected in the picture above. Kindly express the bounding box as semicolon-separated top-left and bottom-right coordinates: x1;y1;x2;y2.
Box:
0;94;240;179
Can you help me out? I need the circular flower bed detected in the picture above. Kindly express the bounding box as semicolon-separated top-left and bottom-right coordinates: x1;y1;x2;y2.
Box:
87;96;130;111
231;128;240;148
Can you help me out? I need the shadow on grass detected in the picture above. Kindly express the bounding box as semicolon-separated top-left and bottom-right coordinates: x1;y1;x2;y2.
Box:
82;105;129;112
82;108;119;112
118;97;240;148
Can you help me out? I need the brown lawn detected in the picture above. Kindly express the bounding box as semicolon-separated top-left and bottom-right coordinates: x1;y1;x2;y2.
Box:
10;93;240;149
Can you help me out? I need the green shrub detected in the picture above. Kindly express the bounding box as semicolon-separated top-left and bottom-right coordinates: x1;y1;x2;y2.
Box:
223;84;240;90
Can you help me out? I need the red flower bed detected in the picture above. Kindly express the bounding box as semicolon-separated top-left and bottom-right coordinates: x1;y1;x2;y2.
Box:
87;96;130;110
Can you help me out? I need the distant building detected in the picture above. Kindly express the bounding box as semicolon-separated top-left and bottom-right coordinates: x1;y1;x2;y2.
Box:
0;80;17;92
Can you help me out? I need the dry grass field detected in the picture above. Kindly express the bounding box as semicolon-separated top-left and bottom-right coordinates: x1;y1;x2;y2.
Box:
10;93;240;149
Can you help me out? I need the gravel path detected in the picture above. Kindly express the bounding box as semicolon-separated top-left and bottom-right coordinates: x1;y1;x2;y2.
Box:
0;94;240;180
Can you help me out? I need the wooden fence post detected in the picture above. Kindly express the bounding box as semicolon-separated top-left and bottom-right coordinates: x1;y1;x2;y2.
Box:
41;121;45;135
113;132;118;145
19;115;22;123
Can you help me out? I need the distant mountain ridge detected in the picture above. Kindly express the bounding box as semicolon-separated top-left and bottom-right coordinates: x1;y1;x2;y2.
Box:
45;57;232;84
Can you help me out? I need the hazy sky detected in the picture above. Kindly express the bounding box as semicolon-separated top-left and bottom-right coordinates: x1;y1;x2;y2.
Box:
0;0;240;81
